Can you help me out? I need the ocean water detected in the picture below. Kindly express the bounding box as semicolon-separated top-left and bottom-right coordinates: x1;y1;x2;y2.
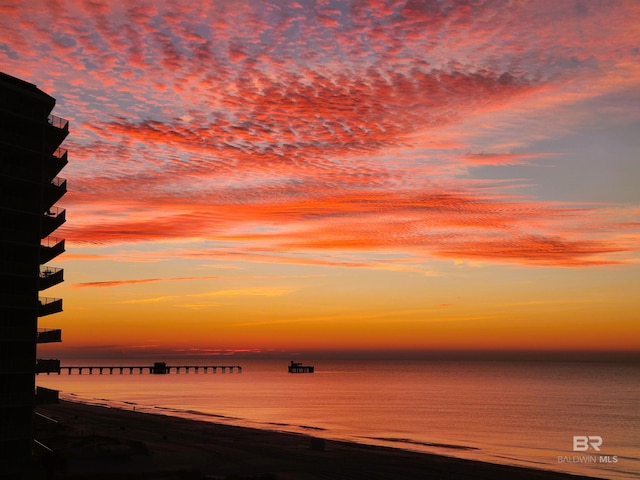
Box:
36;359;640;479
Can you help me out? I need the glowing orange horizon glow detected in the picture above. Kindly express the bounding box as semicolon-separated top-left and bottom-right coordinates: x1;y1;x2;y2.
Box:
2;0;639;357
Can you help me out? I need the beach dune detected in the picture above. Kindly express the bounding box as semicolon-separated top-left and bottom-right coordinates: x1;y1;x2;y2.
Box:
30;400;604;480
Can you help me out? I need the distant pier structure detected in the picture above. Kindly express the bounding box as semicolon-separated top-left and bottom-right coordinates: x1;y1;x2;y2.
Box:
288;361;314;373
36;361;242;375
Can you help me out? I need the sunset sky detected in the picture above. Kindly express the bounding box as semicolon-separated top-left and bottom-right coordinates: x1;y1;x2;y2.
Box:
2;0;639;358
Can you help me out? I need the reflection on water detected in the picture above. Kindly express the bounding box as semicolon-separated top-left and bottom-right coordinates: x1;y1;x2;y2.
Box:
37;359;640;479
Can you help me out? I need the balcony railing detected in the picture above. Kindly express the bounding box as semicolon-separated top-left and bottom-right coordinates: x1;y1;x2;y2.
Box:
37;328;62;344
38;297;62;317
43;177;67;207
42;207;66;236
44;206;65;218
40;266;63;277
47;114;69;132
35;386;60;404
52;147;68;160
36;358;61;374
44;147;68;179
50;176;67;188
40;237;65;263
41;236;64;248
45;114;69;153
39;266;64;290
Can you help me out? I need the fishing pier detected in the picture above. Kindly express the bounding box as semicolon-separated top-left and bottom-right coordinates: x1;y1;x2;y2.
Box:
36;361;242;375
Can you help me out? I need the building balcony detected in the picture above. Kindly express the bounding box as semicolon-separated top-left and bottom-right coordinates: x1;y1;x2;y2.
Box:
45;114;69;150
35;386;60;404
40;237;65;263
47;114;69;132
42;207;66;237
37;328;62;344
39;266;63;290
42;176;67;207
38;297;62;317
43;147;68;180
36;359;61;374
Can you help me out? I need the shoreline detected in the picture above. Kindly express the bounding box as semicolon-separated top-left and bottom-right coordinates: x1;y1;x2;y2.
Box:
31;399;605;480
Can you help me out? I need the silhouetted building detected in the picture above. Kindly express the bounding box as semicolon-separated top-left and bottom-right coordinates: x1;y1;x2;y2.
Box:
0;72;68;478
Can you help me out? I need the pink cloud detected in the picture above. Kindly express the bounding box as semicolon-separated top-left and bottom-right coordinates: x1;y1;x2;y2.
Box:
461;153;558;166
1;0;637;269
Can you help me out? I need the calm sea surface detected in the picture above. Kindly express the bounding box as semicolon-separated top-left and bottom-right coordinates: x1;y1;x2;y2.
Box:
37;359;640;479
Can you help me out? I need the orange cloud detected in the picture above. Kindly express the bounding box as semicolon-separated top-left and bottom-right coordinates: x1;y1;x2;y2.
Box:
60;185;635;267
1;0;638;271
72;276;221;288
461;153;558;166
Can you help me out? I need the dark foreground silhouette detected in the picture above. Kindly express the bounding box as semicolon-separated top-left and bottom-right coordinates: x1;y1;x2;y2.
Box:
29;400;604;480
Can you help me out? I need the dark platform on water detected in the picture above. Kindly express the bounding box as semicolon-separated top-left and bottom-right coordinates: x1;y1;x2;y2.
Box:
288;361;314;373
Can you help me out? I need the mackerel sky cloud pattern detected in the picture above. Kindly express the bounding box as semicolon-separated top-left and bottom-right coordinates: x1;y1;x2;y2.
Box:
2;0;639;268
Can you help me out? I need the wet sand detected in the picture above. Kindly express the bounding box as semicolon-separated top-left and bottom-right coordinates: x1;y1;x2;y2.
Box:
31;400;603;480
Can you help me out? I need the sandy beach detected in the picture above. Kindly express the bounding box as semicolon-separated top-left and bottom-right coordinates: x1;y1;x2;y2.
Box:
27;400;605;480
